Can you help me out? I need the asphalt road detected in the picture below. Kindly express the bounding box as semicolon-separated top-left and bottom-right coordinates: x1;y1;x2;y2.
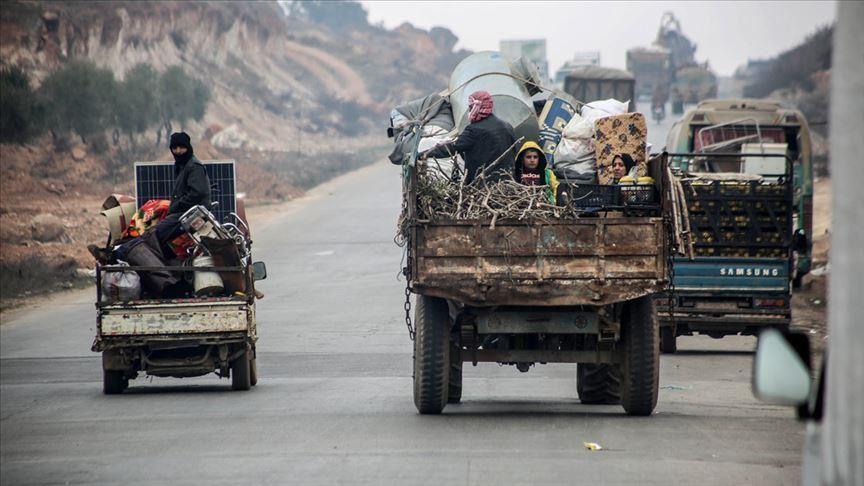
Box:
1;159;804;485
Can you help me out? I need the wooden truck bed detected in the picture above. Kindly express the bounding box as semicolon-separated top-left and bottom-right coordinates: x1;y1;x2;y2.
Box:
410;217;666;306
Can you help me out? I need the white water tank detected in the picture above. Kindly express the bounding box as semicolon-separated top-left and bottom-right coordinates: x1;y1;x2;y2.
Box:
449;51;540;143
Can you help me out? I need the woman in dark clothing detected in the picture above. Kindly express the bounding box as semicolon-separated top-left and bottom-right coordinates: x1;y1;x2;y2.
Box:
423;90;517;184
611;153;636;183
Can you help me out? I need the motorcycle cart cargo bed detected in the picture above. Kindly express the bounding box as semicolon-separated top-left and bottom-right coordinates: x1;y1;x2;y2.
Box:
99;300;253;336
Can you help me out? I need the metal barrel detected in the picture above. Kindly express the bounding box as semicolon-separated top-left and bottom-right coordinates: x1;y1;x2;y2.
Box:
449;51;539;142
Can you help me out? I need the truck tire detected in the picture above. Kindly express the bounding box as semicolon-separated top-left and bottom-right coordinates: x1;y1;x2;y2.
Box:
660;326;677;354
413;295;450;414
448;337;462;404
231;349;251;391
103;369;127;395
577;363;621;404
249;356;258;387
620;296;660;415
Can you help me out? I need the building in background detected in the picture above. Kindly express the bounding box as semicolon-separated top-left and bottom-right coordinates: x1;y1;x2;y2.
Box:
500;39;549;84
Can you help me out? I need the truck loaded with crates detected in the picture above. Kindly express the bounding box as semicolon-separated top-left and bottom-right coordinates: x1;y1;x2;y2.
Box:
658;99;813;352
390;52;687;415
91;160;267;393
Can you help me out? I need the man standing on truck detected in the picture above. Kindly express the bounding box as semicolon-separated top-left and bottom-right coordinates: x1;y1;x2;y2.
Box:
88;132;211;263
422;90;517;185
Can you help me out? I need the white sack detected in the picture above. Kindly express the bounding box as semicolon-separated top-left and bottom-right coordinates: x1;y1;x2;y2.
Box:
419;131;463;181
554;114;595;164
580;98;629;123
101;262;141;303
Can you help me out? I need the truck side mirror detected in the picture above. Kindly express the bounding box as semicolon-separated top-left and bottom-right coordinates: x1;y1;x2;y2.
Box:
387;127;395;138
252;261;267;281
752;328;812;406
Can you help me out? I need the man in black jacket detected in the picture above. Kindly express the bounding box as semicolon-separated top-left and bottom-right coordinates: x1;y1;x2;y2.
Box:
424;91;517;184
91;132;211;263
152;131;211;252
166;132;211;216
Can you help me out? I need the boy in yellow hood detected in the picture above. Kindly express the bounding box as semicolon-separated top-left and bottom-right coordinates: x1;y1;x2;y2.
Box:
514;141;559;203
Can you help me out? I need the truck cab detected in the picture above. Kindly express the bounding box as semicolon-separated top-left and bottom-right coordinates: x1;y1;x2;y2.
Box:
659;99;813;352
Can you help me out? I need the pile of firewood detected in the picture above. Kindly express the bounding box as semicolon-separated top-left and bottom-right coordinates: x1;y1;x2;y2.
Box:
414;162;584;228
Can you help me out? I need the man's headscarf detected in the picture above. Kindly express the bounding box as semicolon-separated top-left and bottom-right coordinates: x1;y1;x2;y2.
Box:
169;132;194;167
468;91;494;123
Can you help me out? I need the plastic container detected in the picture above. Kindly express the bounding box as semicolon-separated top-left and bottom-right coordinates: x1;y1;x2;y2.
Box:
193;255;224;296
559;183;619;208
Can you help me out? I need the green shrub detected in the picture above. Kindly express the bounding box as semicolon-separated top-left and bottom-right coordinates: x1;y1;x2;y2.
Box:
0;66;43;143
39;61;118;143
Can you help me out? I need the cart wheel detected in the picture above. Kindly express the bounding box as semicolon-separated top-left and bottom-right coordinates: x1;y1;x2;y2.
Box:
660;326;677;354
413;295;450;414
231;349;251;391
103;369;127;395
620;296;660;415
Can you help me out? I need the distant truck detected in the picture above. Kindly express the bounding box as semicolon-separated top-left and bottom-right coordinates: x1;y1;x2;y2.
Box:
626;47;671;101
563;65;636;112
670;65;718;113
659;99;814;352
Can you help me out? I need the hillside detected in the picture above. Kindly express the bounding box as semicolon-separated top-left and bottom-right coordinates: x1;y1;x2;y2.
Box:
0;1;470;304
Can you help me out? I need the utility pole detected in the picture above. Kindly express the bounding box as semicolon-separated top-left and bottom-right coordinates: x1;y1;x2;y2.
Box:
822;2;864;485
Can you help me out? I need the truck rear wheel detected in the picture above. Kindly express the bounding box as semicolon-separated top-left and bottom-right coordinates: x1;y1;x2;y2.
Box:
660;326;677;354
577;364;621;404
413;295;450;414
249;356;258;387
620;296;660;415
103;369;127;395
448;336;462;404
231;349;251;391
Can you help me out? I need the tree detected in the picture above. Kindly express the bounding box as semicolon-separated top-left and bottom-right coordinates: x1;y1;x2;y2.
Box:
283;0;369;32
156;66;210;143
113;63;160;146
0;65;43;143
39;61;118;143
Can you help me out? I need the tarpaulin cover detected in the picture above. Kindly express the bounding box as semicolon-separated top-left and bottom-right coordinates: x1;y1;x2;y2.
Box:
389;94;455;165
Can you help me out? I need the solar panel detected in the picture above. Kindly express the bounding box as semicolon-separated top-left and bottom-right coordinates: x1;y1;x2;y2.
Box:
134;160;236;224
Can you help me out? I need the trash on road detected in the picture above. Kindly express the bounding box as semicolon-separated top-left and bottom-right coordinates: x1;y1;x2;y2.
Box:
583;442;603;451
660;384;693;390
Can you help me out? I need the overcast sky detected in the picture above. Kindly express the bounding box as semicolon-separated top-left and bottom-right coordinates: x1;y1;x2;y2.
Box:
361;1;837;77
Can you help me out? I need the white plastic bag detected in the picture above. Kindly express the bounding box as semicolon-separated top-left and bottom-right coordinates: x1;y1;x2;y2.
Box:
580;98;629;123
555;114;595;164
419;128;463;181
101;261;141;303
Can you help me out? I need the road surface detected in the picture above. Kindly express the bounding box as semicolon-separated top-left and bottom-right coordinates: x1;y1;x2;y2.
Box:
1;160;804;485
